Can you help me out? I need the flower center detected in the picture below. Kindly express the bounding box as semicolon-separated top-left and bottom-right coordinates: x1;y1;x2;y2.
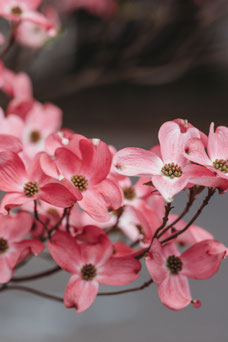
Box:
166;255;183;274
81;264;97;281
0;238;8;253
71;175;88;191
11;6;23;16
112;206;124;217
24;181;39;197
47;208;60;216
123;186;136;200
30;130;41;143
213;159;228;173
161;163;183;179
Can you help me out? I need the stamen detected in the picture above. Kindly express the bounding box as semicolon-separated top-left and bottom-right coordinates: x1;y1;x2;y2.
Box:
24;182;39;197
166;255;183;274
123;186;136;200
0;238;8;253
11;6;23;15
161;163;183;179
30;130;41;143
71;175;88;191
46;208;60;217
213;159;228;173
81;264;97;281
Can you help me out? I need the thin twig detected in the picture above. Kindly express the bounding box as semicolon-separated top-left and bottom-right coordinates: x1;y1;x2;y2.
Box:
105;207;124;235
97;279;153;296
11;266;61;283
130;239;140;248
151;202;173;244
49;208;68;235
136;202;173;260
0;285;63;303
0;279;153;303
34;200;50;237
161;188;216;244
66;206;73;233
157;188;196;239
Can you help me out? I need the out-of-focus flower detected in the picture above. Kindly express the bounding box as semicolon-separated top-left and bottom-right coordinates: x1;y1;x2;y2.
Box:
15;6;60;48
20;101;62;160
0;211;45;283
0;0;54;31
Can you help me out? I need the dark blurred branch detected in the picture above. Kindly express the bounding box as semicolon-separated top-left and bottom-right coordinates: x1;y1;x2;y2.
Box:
34;0;228;100
11;266;61;283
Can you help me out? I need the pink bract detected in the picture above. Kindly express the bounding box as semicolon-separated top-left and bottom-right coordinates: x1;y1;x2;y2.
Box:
0;151;78;213
48;226;141;312
113;120;202;202
184;123;228;186
145;239;227;310
0;211;44;283
40;137;123;222
0;0;54;31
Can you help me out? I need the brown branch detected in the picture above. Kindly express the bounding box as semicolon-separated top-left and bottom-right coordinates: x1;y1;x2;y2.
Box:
157;187;196;239
34;200;50;238
130;239;140;248
161;188;216;244
11;266;61;283
66;206;73;233
151;202;173;244
105;207;124;235
136;202;173;260
49;208;68;235
97;279;153;296
0;279;153;303
0;285;63;303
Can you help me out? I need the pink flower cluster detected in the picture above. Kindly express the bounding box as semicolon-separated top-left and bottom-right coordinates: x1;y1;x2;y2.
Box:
0;60;227;313
0;1;227;314
0;0;116;50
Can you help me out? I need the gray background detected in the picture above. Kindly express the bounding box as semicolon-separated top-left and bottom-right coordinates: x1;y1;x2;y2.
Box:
0;191;228;342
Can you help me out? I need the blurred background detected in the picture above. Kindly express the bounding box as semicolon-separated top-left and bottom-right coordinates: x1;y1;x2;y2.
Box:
1;0;228;341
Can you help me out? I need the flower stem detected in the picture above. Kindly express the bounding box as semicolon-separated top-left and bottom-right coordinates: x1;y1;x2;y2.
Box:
11;266;61;283
161;188;216;244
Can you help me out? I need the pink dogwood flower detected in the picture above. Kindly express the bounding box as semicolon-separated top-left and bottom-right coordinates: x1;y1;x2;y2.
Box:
113;121;201;202
0;107;24;138
44;130;79;156
184;123;228;181
0;151;78;213
40;137;123;222
15;5;60;48
0;211;45;283
117;176;153;208
0;0;54;31
0;62;34;119
145;239;227;310
48;226;141;312
20;101;62;160
174;118;208;146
